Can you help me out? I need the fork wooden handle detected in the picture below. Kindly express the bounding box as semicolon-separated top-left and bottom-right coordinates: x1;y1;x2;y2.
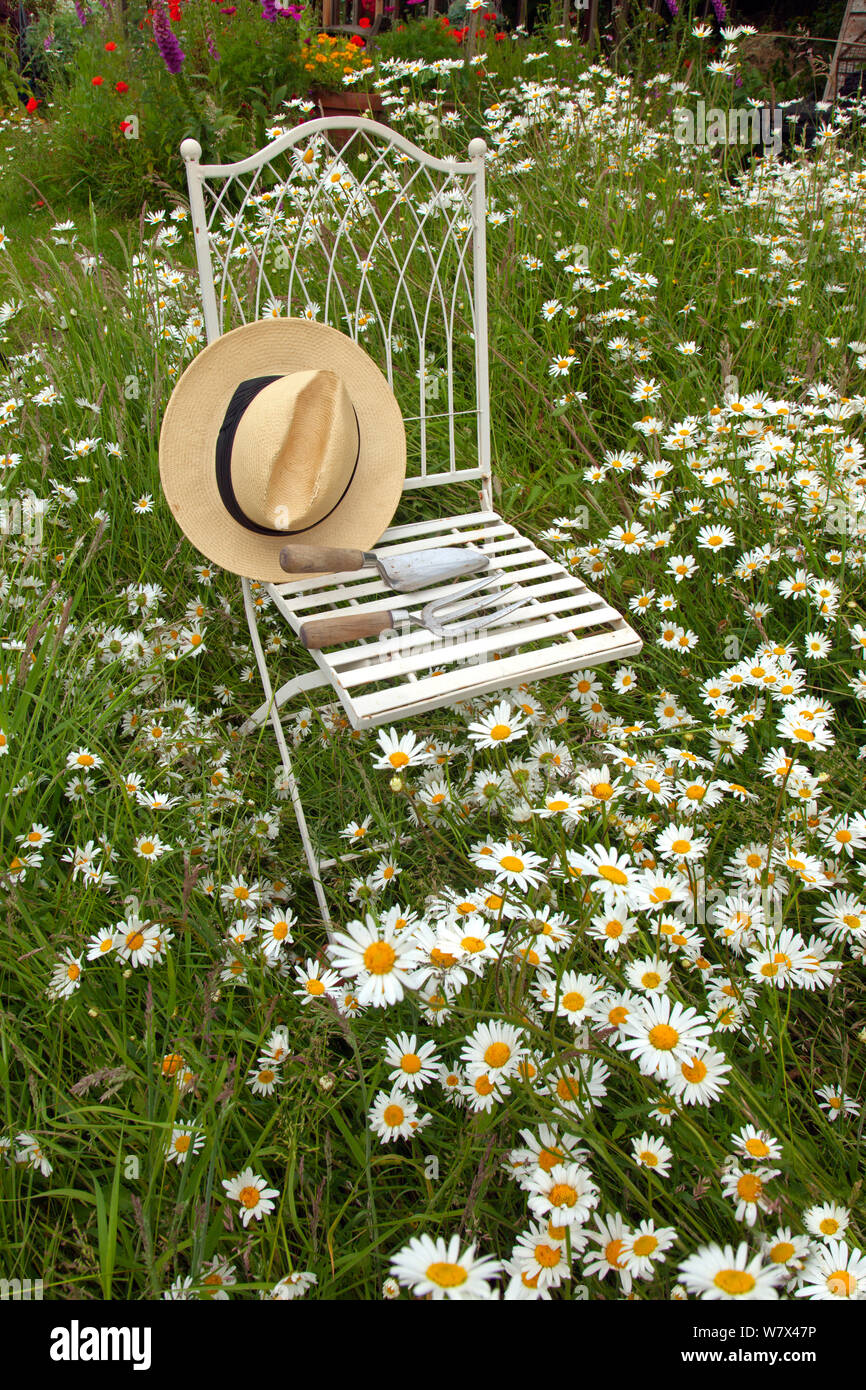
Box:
300;611;396;648
281;545;368;574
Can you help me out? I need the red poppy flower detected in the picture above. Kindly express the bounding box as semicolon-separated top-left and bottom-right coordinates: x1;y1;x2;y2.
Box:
359;16;370;25
119;120;132;132
116;81;129;93
349;32;364;45
26;96;41;113
92;76;104;86
105;41;117;51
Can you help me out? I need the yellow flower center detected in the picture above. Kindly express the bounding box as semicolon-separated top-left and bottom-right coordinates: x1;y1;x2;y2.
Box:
681;1057;707;1083
537;1147;564;1174
388;751;409;768
737;1174;763;1202
599;865;628;885
430;947;458;967
819;1218;839;1235
648;1023;679;1050
238;1186;260;1210
426;1262;468;1288
713;1269;755;1296
126;931;144;952
548;1182;578;1209
632;1235;657;1257
383;1104;405;1127
561;992;585;1013
500;855;524;873
770;1242;794;1264
827;1270;855;1296
306;978;325;995
605;1239;625;1268
461;936;486;954
490;723;512;740
363;941;397;974
670;838;691;855
484;1041;511;1068
744;1137;770;1158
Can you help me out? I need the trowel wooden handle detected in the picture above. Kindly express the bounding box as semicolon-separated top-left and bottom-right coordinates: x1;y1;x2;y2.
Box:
300;610;395;648
280;545;367;574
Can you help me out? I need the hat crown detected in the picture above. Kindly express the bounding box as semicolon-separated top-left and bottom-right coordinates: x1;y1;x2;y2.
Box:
231;369;358;532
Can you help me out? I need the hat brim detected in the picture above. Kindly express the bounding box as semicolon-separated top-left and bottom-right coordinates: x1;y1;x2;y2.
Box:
159;319;406;581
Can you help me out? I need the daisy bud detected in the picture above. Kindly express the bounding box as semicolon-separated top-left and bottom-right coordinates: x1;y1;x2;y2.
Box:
390;775;403;791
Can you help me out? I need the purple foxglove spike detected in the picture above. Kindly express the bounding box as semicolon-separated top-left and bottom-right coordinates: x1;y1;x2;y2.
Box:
152;0;186;75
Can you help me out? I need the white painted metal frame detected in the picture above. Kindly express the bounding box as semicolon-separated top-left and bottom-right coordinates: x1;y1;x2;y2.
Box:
179;118;642;926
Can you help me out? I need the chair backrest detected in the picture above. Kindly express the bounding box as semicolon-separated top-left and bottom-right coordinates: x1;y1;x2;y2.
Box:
181;118;493;513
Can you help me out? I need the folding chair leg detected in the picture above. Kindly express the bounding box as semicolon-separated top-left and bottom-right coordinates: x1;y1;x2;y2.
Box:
242;579;333;931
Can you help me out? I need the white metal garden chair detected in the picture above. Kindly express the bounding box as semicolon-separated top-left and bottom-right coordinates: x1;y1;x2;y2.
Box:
180;118;642;924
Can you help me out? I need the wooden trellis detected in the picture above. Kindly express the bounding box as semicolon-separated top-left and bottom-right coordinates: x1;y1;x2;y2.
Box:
823;0;866;102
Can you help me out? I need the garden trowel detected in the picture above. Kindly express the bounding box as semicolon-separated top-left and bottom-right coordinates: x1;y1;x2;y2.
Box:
279;543;490;592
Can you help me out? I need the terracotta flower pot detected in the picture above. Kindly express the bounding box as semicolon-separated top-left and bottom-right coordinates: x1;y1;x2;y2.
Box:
309;87;389;147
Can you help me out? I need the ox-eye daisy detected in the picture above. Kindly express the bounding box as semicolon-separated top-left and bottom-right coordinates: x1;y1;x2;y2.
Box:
632;1132;673;1177
618;996;713;1080
293;957;340;1003
720;1164;781;1226
678;1242;785;1300
165;1124;204;1165
383;1033;441;1091
575;843;641;901
461;1021;525;1080
474;840;547;892
796;1240;866;1300
327;916;419;1007
583;1211;634;1293
372;728;431;771
804;1202;850;1241
621;1220;677;1279
731;1125;783;1162
466;701;529;749
389;1234;502;1300
526;1161;600;1227
368;1089;423;1143
221;1168;280;1226
509;1224;574;1292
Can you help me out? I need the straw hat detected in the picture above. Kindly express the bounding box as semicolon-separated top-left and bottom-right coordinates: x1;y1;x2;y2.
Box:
159;318;406;581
